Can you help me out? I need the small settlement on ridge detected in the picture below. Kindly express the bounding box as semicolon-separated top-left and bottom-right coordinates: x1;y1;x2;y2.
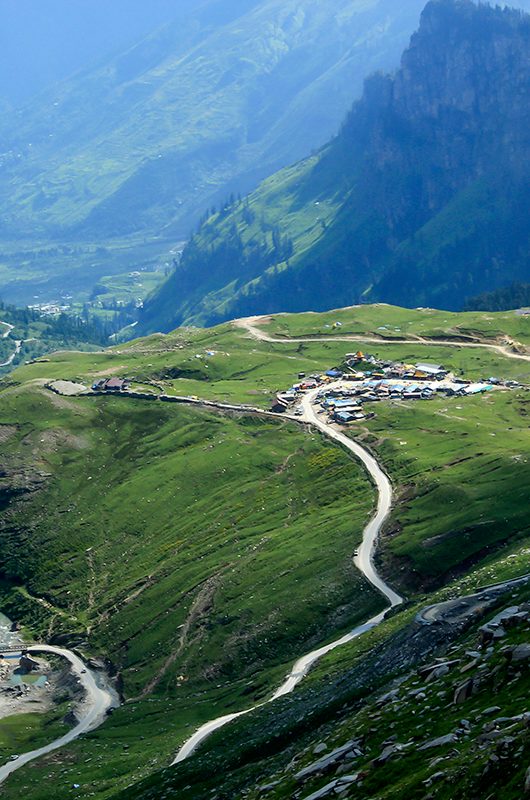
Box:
274;351;515;425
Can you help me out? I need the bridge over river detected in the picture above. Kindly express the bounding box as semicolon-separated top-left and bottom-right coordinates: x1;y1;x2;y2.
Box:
0;645;29;655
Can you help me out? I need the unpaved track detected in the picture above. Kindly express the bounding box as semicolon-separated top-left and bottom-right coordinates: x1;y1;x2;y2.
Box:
172;312;529;763
235;315;530;362
3;309;527;778
0;321;13;339
0;340;21;368
0;645;115;784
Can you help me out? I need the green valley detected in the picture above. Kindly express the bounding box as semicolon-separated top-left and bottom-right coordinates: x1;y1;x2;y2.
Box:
0;0;429;308
1;0;530;797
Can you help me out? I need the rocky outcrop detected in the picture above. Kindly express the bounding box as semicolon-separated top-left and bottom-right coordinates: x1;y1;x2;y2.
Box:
18;654;40;673
508;644;530;663
0;466;47;512
295;741;362;782
301;775;362;800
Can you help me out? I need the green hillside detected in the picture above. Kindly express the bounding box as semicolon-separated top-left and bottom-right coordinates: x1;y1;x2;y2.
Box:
0;303;529;798
115;571;530;800
265;304;530;345
140;0;530;331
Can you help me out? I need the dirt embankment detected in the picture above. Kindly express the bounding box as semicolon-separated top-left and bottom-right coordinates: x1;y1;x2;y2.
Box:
0;651;84;722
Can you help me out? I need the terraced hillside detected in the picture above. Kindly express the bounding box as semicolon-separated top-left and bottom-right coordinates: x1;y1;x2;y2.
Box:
0;303;529;798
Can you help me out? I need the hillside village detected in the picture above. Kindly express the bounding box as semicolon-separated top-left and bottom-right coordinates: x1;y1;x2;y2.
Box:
274;351;517;425
44;349;521;429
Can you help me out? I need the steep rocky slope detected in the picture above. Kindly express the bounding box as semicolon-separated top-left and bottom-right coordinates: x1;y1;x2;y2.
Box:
140;0;530;332
112;582;530;800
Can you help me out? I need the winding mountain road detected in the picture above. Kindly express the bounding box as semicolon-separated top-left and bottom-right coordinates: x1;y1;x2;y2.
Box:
0;379;397;776
172;315;530;762
2;309;527;779
1;322;13;338
235;315;530;362
0;645;115;785
173;386;403;764
0;320;22;368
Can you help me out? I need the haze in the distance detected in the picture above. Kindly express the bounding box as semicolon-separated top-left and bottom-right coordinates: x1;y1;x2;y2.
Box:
0;0;196;106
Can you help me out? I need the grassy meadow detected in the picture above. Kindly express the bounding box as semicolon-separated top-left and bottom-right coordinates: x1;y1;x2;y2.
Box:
358;390;530;588
0;708;70;765
0;382;380;797
7;310;530;409
264;304;530;346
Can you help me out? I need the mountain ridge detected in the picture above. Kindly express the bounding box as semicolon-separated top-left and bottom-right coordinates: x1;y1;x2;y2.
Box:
139;0;530;333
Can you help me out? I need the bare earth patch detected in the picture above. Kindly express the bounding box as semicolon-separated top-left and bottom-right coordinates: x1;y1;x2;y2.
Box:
47;380;89;397
93;366;128;377
0;425;17;444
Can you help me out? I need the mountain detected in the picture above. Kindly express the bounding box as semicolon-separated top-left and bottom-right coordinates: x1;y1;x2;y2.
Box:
0;0;433;245
0;0;187;107
464;281;530;311
139;0;530;333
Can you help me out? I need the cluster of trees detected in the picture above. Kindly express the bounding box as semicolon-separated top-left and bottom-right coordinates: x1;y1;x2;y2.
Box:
183;218;293;291
464;283;530;312
195;193;246;232
0;300;131;346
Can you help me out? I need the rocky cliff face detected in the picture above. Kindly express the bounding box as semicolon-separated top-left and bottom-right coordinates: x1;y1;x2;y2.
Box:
140;0;530;331
350;0;530;229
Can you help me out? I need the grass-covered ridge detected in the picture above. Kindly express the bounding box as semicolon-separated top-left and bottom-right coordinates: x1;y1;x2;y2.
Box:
7;305;530;409
0;379;379;797
262;304;530;346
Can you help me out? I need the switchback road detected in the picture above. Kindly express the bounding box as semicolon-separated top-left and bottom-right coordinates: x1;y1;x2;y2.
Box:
0;645;115;784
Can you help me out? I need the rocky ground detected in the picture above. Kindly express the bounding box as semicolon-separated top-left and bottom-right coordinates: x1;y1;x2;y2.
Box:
115;580;530;800
0;653;55;720
247;598;530;800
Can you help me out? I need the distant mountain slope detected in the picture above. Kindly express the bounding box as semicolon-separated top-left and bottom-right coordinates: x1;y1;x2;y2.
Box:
139;0;530;332
0;0;432;241
0;0;190;107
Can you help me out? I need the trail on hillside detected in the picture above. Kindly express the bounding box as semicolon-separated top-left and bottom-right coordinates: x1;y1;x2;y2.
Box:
0;320;22;368
2;309;527;782
235;315;530;362
0;321;14;339
170;313;529;762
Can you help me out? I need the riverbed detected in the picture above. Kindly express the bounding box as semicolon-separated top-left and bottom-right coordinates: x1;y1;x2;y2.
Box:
0;613;52;720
